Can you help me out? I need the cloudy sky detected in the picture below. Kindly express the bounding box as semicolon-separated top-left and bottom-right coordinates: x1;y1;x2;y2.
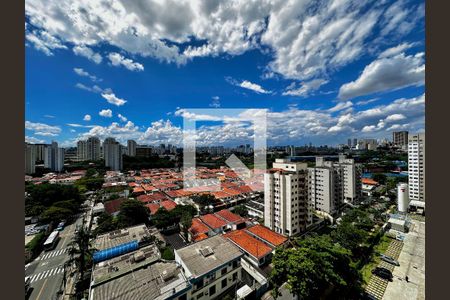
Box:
25;0;425;147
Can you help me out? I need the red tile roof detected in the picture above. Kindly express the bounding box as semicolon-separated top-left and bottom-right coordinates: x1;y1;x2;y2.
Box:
247;225;288;246
104;198;125;215
193;233;208;242
189;218;210;236
362;178;379;185
137;192;167;203
224;230;272;259
200;214;227;229
146;203;160;215
160;200;177;211
215;209;244;224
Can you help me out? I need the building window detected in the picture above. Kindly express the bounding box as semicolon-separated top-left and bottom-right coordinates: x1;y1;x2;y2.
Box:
197;292;204;299
209;285;216;296
221;267;227;276
232;272;238;281
232;260;238;268
222;278;227;289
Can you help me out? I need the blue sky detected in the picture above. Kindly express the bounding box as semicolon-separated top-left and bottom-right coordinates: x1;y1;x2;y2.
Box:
25;0;425;147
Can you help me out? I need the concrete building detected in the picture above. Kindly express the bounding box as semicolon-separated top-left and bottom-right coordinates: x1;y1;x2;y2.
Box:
103;137;123;171
393;131;409;149
32;143;47;161
77;140;87;161
408;133;425;202
308;155;361;219
44;141;64;172
264;159;310;236
175;235;244;300
136;145;153;158
127;139;137;156
90;244;191;300
25;143;36;174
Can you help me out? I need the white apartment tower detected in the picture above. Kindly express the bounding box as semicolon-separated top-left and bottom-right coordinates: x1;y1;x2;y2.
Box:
77;137;101;161
44;141;64;172
264;159;310;236
103;137;123;171
308;155;361;218
127;139;137;156
408;133;425;202
25;143;36;174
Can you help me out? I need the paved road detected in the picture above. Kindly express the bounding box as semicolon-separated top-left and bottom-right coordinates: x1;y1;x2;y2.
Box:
26;215;85;300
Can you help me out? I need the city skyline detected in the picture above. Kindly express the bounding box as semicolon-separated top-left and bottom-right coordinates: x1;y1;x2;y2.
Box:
26;0;424;147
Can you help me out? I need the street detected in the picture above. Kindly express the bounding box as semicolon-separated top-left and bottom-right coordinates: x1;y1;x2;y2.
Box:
25;215;85;300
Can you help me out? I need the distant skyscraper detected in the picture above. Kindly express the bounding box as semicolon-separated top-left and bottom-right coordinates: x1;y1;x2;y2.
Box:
347;139;352;147
127;140;137;156
25;143;36;174
393;131;409;149
44;141;64;172
264;159;310;236
353;138;357;147
103;137;123;171
408;133;425;202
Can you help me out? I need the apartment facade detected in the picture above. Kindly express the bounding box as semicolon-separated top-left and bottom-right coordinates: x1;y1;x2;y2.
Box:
308;155;362;218
25;143;36;174
103;137;123;171
393;131;409;149
408;133;425;202
44;141;64;172
127;139;137;156
264;159;310;236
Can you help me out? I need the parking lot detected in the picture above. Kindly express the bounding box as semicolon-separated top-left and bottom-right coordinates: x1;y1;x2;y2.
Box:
365;239;404;299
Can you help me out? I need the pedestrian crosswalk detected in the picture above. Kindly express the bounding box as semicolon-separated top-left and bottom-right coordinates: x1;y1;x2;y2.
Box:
37;248;68;261
25;266;64;283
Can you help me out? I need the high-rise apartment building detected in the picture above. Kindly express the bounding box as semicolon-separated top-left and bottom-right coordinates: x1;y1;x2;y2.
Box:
408;133;425;202
393;131;409;149
103;137;123;171
25;143;36;174
264;159;310;236
347;139;352;147
127;140;137;156
87;137;101;160
77;137;101;161
308;154;361;218
44;141;64;172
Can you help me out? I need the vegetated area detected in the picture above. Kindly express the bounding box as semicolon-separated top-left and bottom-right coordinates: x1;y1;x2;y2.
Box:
270;199;394;299
25;183;85;225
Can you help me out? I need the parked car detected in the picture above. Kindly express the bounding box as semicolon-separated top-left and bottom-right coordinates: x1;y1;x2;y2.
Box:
372;267;393;281
380;254;400;266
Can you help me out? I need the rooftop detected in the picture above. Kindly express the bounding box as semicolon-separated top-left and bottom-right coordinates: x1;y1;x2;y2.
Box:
215;209;245;224
175;235;243;278
93;224;151;251
223;230;272;259
90;261;190;300
246;225;288;247
160;200;177;211
92;244;161;286
200;214;227;229
189;218;210;236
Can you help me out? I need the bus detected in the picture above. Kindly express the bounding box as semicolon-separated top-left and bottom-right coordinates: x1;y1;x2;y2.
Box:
43;230;60;251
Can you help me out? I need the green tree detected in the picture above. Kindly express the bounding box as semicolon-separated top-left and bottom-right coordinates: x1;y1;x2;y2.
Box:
233;205;248;217
180;211;193;240
191;194;216;210
40;206;73;224
117;199;150;227
93;213;118;235
270;235;362;299
67;225;95;285
331;222;368;257
372;173;387;185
